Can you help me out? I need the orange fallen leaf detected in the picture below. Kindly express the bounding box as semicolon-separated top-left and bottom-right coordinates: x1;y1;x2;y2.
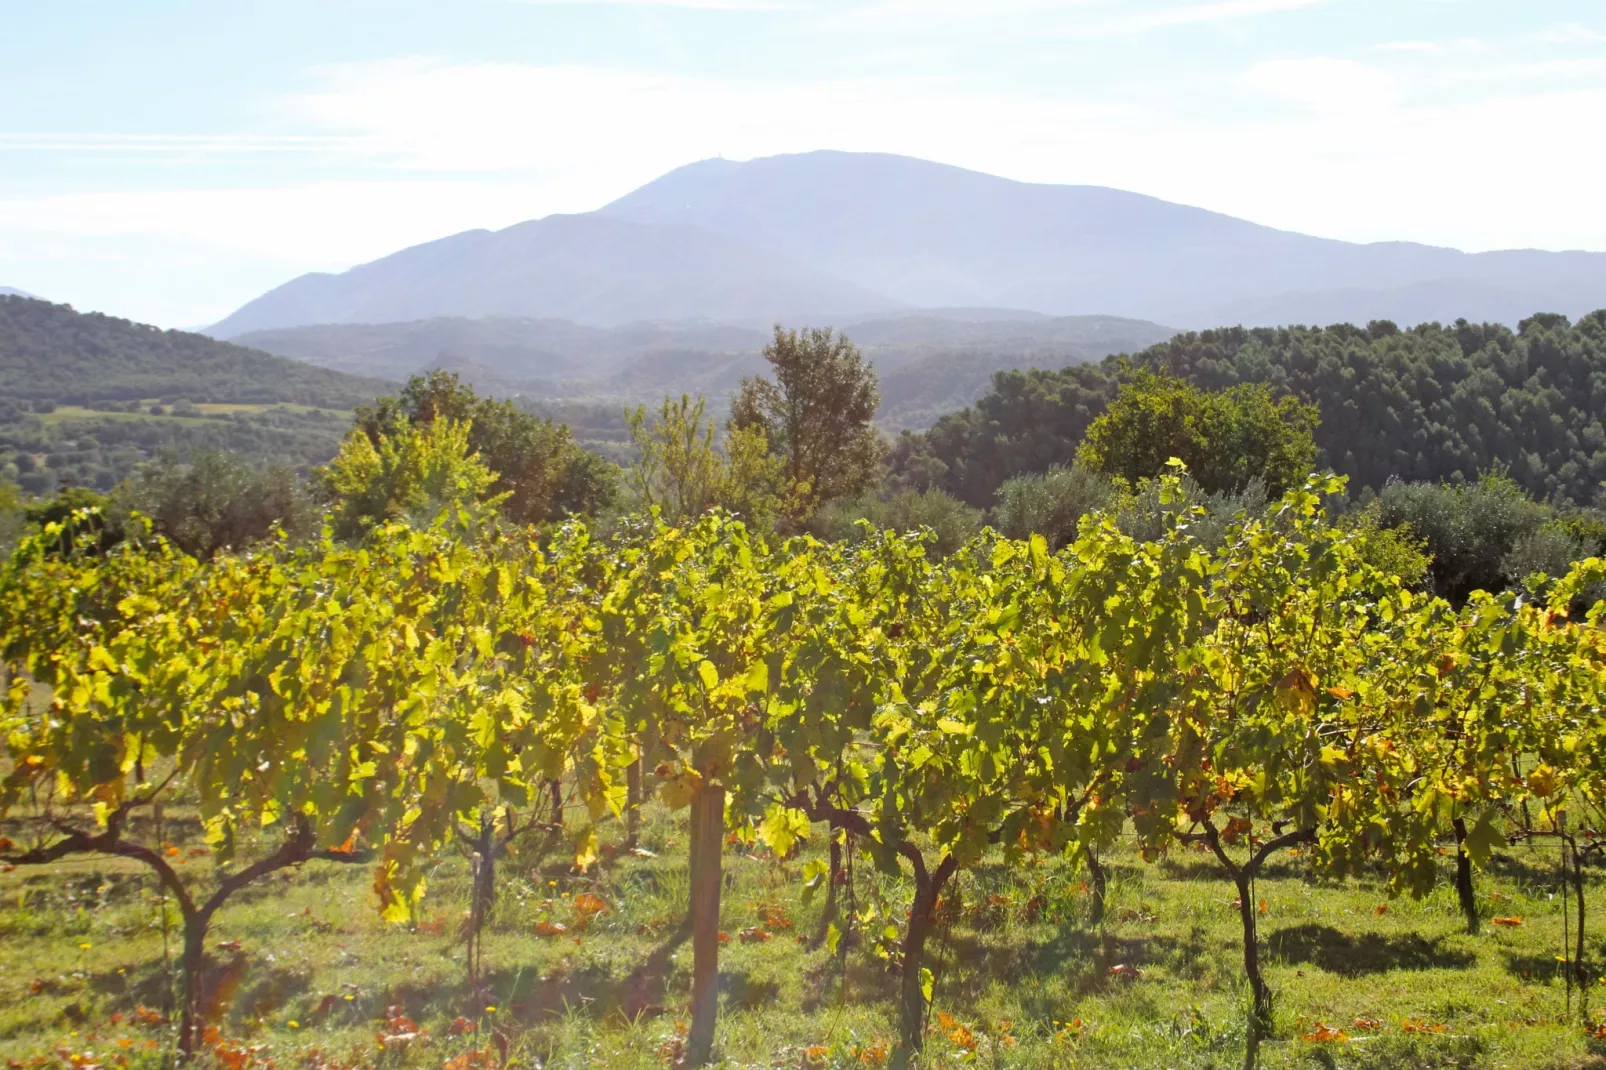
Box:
1491;916;1524;928
1374;903;1389;915
1353;1017;1383;1031
1301;1022;1348;1043
1402;1017;1447;1034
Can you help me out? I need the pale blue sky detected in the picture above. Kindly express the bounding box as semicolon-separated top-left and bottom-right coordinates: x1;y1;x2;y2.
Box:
3;0;1604;326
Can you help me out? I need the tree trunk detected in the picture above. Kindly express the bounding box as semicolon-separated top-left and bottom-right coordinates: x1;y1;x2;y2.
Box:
625;757;642;850
684;784;726;1067
1452;818;1479;933
1233;870;1271;1031
892;856;954;1070
813;833;843;949
466;820;496;992
1088;851;1108;926
177;911;211;1057
1571;850;1588;989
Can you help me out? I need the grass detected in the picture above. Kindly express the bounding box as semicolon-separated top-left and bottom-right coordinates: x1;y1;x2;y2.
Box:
2;802;1603;1070
37;403;350;427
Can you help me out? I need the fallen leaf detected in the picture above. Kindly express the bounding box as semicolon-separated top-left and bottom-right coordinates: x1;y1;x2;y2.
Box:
1301;1022;1348;1043
1491;916;1525;928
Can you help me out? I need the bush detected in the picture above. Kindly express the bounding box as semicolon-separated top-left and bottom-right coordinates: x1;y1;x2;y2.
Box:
1375;473;1551;603
993;464;1120;550
814;488;983;557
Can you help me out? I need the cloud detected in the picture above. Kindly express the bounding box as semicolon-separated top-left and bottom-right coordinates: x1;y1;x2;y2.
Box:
0;134;361;155
1064;0;1330;37
1529;22;1606;46
511;0;806;8
9;39;1606;325
1243;57;1394;115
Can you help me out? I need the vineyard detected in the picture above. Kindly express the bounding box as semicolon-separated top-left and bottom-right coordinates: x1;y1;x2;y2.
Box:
2;473;1605;1069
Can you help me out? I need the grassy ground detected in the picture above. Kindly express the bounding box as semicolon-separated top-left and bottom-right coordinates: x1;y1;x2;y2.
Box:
2;801;1602;1070
38;403;348;426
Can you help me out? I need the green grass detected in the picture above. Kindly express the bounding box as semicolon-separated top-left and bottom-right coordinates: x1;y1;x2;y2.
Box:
37;403;350;426
2;804;1602;1069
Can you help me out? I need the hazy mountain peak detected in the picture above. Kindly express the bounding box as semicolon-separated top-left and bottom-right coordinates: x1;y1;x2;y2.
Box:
210;150;1606;337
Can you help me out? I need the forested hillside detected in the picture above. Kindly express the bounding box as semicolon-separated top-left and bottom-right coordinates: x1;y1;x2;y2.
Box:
897;311;1606;506
0;296;389;406
0;296;390;492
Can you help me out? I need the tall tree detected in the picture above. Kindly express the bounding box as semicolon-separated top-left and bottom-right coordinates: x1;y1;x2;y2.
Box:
356;370;616;526
1077;372;1318;496
730;326;881;519
625;394;782;527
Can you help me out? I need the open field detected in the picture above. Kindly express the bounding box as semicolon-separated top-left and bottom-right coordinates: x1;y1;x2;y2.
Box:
3;800;1602;1070
34;403;351;427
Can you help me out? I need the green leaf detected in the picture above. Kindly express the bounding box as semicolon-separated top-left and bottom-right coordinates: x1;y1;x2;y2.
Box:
919;967;934;1005
756;803;811;858
697;660;719;691
1462;809;1503;870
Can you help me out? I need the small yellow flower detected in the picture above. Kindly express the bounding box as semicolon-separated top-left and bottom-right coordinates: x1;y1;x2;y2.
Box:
485;1005;497;1014
288;1020;300;1029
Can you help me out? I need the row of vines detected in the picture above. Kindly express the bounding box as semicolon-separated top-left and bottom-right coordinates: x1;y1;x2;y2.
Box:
2;472;1604;1066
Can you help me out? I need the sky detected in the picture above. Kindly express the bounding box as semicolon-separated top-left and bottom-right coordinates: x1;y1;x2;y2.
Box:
2;0;1604;328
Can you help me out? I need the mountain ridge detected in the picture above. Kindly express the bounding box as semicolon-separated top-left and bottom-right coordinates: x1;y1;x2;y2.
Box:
208;150;1606;337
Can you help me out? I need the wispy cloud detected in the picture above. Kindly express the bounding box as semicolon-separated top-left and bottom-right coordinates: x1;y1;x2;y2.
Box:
1064;0;1331;37
510;0;807;9
0;134;362;154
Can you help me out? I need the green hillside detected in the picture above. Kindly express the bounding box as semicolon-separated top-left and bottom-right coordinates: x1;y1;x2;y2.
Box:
0;295;391;406
0;296;391;494
897;311;1606;507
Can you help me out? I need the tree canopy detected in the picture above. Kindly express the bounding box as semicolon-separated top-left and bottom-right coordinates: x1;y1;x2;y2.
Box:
895;311;1606;507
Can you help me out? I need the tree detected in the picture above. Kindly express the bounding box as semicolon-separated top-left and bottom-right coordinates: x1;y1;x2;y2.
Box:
993;464;1121;550
811;488;983;556
323;418;502;538
731;326;881;519
1078;373;1318;497
1375;472;1554;604
119;450;315;558
356;370;615;526
625;394;782;527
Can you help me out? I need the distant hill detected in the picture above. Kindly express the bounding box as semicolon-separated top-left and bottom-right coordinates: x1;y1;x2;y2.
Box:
0;295;391;495
0;295;389;406
238;310;1177;432
0;287;36;299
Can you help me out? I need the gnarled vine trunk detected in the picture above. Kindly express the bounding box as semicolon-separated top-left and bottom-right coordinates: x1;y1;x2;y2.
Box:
1452;817;1479;933
892;853;956;1070
685;783;726;1067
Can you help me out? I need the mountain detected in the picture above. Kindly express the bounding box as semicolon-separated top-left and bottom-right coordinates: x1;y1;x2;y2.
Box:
599;152;1606;328
0;295;389;406
0;287;36;299
209;214;899;337
211;150;1606;338
236;310;1177;431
